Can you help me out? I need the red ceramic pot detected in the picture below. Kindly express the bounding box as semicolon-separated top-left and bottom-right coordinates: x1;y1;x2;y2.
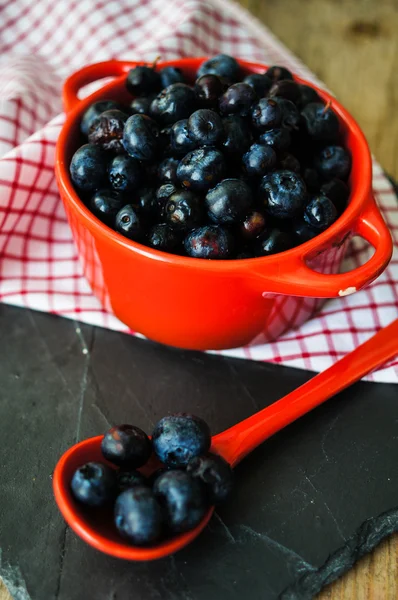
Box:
55;58;393;350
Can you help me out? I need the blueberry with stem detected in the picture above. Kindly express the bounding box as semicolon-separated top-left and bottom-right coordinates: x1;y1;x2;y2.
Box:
126;64;161;96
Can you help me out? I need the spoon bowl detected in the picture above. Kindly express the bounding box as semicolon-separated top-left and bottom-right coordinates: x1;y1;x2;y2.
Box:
53;435;215;561
53;319;398;560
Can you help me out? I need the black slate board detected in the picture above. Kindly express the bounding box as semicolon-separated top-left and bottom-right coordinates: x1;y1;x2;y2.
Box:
0;303;398;600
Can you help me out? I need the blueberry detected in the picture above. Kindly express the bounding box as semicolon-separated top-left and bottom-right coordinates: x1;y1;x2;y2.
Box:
177;148;226;192
170;119;197;156
254;228;294;256
221;116;253;156
126;65;161;96
184;225;233;259
115;204;143;240
278;152;301;173
187;109;224;146
186;453;234;504
88;109;128;153
109;154;142;191
273;98;300;130
135;187;158;220
197;54;240;81
130;94;156;115
153;470;207;533
90;189;126;225
269;79;300;104
158;157;180;183
298;84;321;108
205;178;252;224
156;183;177;217
81;100;125;137
165;189;203;231
150;83;197;126
70;144;108;191
194;74;225;108
152;413;211;466
242;73;272;97
303;167;321;192
320;178;349;214
258;128;292;153
71;462;117;507
292;219;318;244
148;223;181;252
304;194;337;231
239;210;267;240
251;98;282;130
265;65;294;82
123;114;160;161
101;424;152;468
301;102;339;142
259;170;307;218
314;145;351;181
159;66;185;88
219;83;257;117
114;486;163;545
242;143;276;177
117;469;147;493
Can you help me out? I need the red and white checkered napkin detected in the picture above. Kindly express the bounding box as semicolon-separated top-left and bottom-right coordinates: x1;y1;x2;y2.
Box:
0;0;397;382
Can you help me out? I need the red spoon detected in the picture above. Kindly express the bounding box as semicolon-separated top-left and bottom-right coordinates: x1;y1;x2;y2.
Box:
53;318;398;561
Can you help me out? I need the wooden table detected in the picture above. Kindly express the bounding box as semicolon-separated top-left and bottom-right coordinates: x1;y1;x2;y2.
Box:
237;0;398;597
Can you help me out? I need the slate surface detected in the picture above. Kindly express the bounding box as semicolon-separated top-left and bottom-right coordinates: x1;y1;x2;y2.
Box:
0;303;397;600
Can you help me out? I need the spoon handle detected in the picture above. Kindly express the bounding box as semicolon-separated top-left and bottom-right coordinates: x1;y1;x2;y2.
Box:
213;319;398;466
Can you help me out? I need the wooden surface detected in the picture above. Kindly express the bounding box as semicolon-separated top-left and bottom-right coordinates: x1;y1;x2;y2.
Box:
0;582;11;600
238;0;398;597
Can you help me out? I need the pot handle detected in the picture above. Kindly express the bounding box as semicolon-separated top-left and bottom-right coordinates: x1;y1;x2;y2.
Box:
63;60;140;113
255;194;393;298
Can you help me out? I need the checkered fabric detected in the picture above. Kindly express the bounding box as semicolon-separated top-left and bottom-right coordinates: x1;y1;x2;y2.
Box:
0;0;397;382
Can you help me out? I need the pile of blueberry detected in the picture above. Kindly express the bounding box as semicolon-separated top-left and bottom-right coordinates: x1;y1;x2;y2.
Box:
71;414;233;545
69;54;352;259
